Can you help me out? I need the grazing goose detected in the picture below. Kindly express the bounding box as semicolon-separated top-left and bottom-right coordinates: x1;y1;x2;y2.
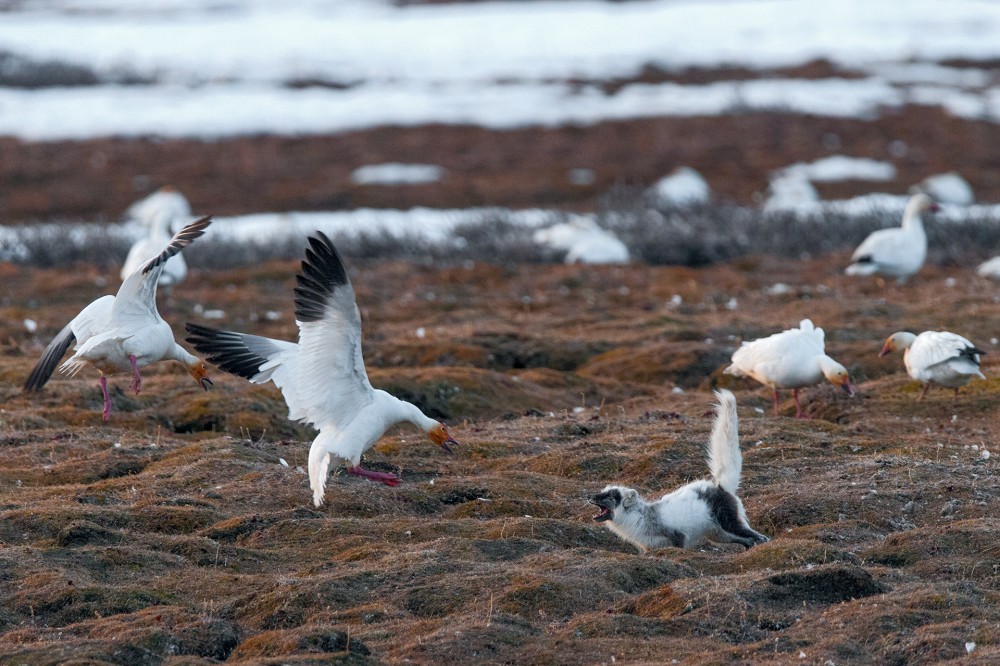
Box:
879;330;985;399
24;217;214;420
845;193;938;283
185;232;460;507
724;319;855;418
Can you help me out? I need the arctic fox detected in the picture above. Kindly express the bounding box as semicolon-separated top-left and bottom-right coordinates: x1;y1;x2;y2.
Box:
592;390;769;551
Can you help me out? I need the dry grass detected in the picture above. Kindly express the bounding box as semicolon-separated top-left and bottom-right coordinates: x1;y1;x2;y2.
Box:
0;252;998;664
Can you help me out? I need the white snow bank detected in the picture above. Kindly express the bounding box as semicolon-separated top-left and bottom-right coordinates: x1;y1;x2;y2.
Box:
350;163;445;186
784;156;897;182
0;78;913;141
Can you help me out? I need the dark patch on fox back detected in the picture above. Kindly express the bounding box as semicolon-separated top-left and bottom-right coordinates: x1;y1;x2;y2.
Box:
697;485;758;541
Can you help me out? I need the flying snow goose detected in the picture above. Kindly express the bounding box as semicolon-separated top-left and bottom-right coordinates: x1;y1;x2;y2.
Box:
24;217;214;420
845;193;938;283
724;319;855;418
879;330;985;399
185;232;460;507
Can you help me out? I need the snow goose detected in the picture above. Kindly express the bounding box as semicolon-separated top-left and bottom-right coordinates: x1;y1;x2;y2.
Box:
533;217;629;264
123;187;193;288
185;232;460;507
916;172;973;206
845;193;938;283
879;331;985;399
650;167;710;207
724;319;854;418
126;186;192;230
761;171;819;215
976;256;1000;280
24;216;214;420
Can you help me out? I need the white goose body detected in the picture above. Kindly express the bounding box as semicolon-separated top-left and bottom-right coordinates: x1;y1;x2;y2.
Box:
126;186;192;230
880;331;985;397
725;319;854;417
186;232;459;507
845;193;936;282
25;217;214;419
533;218;629;265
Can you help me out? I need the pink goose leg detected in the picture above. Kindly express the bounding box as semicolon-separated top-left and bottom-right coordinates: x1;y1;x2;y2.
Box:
348;466;401;487
99;374;112;421
129;354;142;394
793;388;811;419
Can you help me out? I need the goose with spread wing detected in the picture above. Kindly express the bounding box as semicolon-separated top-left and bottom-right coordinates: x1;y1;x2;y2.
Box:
879;330;985;398
24;216;214;420
185;232;460;507
724;319;855;418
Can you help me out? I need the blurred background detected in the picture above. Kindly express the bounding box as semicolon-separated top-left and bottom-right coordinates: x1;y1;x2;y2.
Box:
1;0;999;264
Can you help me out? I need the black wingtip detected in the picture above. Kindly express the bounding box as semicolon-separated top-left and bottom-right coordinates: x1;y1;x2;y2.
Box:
294;231;351;323
24;326;76;393
185;322;269;381
141;214;213;276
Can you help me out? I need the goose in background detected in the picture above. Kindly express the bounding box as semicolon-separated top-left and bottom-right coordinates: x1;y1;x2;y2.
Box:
915;172;973;206
650;166;710;207
186;232;460;507
533;217;629;264
122;187;194;288
24;217;214;420
725;319;854;418
121;208;190;288
125;185;192;231
845;192;938;283
879;330;985;399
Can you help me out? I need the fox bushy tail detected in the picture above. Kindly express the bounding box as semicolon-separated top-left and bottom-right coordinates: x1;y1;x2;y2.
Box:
707;389;742;495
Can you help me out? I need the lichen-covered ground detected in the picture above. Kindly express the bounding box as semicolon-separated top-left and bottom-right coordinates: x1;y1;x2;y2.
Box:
1;251;997;664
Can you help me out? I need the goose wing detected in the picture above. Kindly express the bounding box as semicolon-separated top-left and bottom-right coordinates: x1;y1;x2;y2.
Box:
729;320;820;371
185;323;298;386
24;294;115;391
111;216;211;325
288;232;375;430
25;321;76;392
910;332;984;371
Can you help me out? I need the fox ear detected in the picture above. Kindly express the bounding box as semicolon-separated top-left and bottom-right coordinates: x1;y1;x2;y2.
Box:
622;489;639;508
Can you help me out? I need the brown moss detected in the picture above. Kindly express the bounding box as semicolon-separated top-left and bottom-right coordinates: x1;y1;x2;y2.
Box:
229;625;371;661
614;584;693;619
5;251;1000;664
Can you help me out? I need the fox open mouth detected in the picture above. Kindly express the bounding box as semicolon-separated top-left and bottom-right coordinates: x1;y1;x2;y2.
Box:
593;505;613;521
